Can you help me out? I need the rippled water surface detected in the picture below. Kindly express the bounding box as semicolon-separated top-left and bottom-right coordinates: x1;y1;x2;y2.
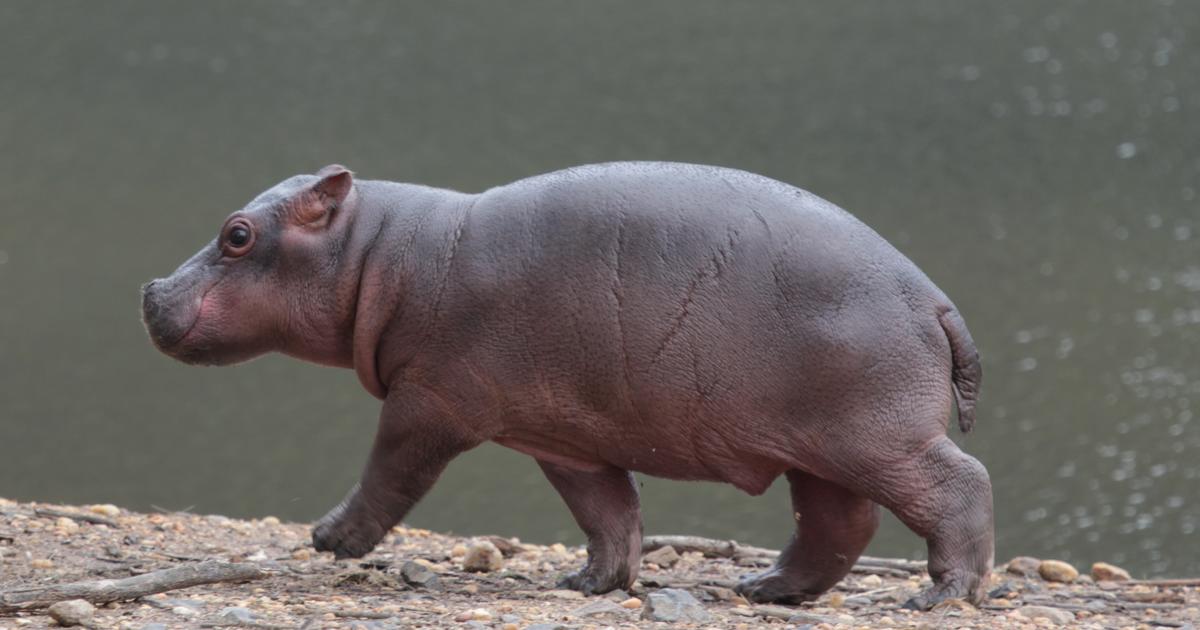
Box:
2;1;1198;576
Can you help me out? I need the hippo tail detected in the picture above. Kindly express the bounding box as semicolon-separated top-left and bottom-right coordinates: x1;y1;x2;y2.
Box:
938;308;982;433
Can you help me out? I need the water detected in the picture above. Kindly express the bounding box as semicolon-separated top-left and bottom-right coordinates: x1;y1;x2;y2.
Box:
2;0;1198;576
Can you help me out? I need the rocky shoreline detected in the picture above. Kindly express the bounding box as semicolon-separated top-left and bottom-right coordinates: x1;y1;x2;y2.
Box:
1;498;1197;629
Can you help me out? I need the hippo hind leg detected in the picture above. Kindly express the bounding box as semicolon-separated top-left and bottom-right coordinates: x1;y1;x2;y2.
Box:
854;435;995;610
537;460;643;594
736;470;880;605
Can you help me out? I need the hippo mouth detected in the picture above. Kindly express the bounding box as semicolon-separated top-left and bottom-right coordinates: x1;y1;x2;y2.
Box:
142;276;222;354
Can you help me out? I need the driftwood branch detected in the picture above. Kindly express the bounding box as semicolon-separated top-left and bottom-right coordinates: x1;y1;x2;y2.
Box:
641;535;926;574
0;561;270;612
1125;578;1200;588
33;507;120;528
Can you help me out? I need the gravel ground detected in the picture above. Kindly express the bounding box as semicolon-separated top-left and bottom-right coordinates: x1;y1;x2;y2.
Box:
1;498;1197;629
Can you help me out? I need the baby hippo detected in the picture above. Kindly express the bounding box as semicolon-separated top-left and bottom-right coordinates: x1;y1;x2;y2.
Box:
142;162;991;610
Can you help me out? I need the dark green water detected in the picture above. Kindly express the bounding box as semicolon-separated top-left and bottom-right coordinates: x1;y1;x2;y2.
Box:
2;1;1198;576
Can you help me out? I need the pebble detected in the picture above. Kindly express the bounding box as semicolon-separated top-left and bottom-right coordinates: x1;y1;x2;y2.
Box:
291;548;311;561
400;560;440;587
642;545;680;568
172;606;198;617
462;541;504;572
30;558;54;569
859;574;883;587
452;608;492;622
450;543;467;558
524;625;568;630
620;597;642;609
1038;559;1079;582
54;517;80;534
218;607;256;624
47;600;94;627
1006;556;1041;577
1091;561;1131;581
1015;604;1076;624
641;588;712;623
88;504;120;517
260;516;280;526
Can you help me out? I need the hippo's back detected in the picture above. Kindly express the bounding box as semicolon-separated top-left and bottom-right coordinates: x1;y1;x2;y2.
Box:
449;162;957;486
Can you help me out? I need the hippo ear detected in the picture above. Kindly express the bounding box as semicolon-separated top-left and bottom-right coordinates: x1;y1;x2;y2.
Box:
293;165;354;227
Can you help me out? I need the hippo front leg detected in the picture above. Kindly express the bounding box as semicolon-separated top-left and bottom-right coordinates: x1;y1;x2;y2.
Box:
538;461;642;594
313;386;480;559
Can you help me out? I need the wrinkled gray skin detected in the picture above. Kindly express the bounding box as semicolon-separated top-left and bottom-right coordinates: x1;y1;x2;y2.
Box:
142;162;992;610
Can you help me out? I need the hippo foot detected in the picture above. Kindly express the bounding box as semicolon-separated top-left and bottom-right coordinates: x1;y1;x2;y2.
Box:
735;569;823;605
312;503;388;560
901;570;984;611
557;562;631;595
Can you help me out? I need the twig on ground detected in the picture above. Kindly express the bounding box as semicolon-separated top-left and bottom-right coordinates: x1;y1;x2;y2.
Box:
33;507;120;528
1125;578;1200;588
641;535;926;574
332;610;393;619
0;560;272;612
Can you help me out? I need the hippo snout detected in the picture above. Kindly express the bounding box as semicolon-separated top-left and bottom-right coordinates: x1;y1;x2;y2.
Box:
141;278;198;351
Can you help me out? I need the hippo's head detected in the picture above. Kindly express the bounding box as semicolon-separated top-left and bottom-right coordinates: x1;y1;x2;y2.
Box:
142;165;358;366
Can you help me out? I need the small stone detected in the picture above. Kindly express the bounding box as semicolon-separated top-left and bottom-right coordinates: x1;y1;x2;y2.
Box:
642;546;680;568
826;592;845;608
88;504;120;517
524;625;568;630
1091;562;1131;582
1006;556;1041;577
879;616;895;625
1038;559;1079;583
859;574;883;587
641;588;712;623
571;599;626;617
30;558;54;569
454;608;491;622
140;625;168;630
260;516;280;526
462;540;503;572
500;624;518;630
218;607;256;624
172;606;198;617
48;600;94;627
401;560;440;588
291;548;311;561
54;517;80;533
549;543;568;554
450;543;468;558
1016;605;1075;624
620;597;642;609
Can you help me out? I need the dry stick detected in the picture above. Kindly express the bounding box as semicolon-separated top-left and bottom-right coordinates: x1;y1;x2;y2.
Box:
641;535;927;574
33;507;120;528
1125;578;1200;587
0;560;271;612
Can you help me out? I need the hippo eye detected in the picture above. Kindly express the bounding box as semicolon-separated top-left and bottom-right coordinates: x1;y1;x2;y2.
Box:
221;220;255;256
228;226;250;247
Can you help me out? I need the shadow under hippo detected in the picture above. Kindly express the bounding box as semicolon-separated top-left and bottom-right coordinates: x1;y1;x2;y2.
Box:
142;161;992;610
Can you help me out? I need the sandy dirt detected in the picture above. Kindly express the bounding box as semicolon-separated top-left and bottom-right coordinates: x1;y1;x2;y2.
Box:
1;498;1197;629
